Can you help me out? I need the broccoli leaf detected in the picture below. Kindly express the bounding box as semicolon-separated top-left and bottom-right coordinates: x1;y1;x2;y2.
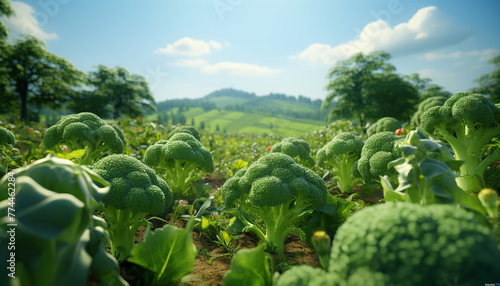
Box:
128;222;197;285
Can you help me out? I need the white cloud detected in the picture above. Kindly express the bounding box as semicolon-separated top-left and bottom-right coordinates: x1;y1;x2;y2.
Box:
155;37;222;56
201;62;281;76
426;49;498;62
1;1;57;40
296;6;472;65
169;59;209;67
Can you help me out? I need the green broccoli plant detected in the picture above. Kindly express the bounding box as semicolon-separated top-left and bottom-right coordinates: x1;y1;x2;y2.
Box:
91;154;173;262
270;137;315;167
421;92;500;192
357;131;404;183
381;129;490;218
168;125;201;141
410;96;448;126
0;156;127;286
143;133;214;200
0;126;16;175
221;153;327;259
316;132;364;193
329;202;500;285
366;117;401;137
43;112;125;165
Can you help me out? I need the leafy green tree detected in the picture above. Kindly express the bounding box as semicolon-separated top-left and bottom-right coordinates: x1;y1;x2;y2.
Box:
67;89;111;118
322;51;417;127
88;65;156;119
471;54;500;103
405;73;451;102
0;0;13;103
0;0;13;40
1;36;84;121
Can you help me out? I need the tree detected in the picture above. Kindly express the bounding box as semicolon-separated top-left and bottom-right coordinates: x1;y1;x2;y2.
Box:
88;65;156;119
405;73;451;102
0;0;13;40
1;36;84;121
322;51;418;127
471;54;500;103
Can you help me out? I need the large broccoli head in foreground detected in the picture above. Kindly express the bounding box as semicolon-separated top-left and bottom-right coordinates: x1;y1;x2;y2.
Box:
270;137;315;167
421;92;500;192
144;133;214;200
329;202;500;285
92;154;172;261
221;152;327;258
44;112;125;165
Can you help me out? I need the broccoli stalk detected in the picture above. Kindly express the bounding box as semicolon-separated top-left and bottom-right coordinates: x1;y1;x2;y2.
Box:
92;154;173;262
421;92;500;192
316;132;364;193
221;153;327;259
144;133;214;200
104;206;148;261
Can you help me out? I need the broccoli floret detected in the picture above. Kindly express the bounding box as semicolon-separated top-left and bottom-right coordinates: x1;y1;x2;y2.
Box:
144;133;214;200
317;132;364;193
43;112;125;165
421;92;500;192
366;117;401;137
0;126;16;175
92;154;173;262
357;131;404;182
0;126;15;147
270;137;315;167
276;265;329;286
221;152;327;258
168;125;201;141
411;96;448;126
329;202;500;286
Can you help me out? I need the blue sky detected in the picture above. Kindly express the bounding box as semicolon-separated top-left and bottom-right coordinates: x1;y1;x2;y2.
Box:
3;0;500;102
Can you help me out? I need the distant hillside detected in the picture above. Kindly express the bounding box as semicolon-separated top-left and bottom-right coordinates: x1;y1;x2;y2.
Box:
156;88;329;121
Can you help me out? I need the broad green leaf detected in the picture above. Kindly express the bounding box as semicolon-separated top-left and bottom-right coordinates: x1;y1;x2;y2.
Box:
419;159;450;179
128;223;197;285
57;148;86;160
222;244;274;286
381;175;406;202
231;159;249;170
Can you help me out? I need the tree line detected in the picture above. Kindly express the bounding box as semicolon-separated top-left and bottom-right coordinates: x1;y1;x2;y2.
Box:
0;1;155;121
321;51;500;127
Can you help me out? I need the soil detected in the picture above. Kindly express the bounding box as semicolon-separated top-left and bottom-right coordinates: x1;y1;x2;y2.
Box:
125;214;319;286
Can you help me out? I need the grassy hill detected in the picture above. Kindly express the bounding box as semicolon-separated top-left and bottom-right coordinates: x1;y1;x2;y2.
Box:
150;107;326;136
152;88;329;136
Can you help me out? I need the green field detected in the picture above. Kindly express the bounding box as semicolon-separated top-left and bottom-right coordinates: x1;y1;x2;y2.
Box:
151;107;327;136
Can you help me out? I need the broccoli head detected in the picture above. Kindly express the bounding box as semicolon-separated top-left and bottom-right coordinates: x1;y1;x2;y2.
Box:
317;132;364;193
357;131;404;182
329;202;500;285
410;96;448;126
168;125;201;141
43;112;125;165
144;133;214;200
0;126;16;175
270;137;315;167
92;154;172;261
366;117;401;137
221;152;327;258
0;126;15;147
421;92;500;192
